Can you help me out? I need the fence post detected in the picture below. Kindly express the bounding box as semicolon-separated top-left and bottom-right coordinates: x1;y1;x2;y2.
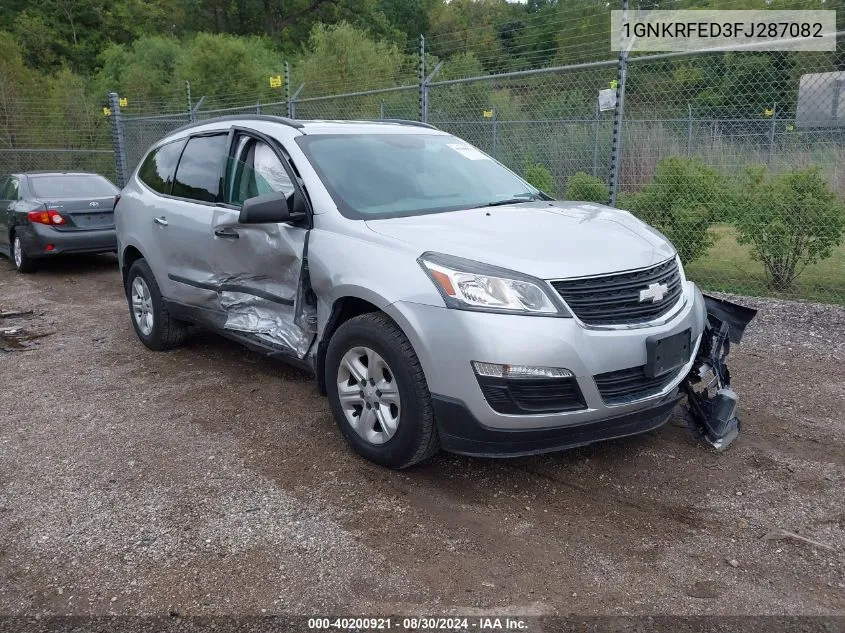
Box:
592;95;601;177
767;102;778;164
186;81;194;122
285;61;291;117
290;84;304;119
419;34;426;122
608;0;629;207
108;92;128;188
686;102;693;156
491;107;498;158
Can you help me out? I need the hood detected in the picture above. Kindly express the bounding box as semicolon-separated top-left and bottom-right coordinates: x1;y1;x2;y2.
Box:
365;201;676;279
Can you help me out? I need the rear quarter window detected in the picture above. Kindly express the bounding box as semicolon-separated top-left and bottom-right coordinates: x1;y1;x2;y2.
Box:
138;139;186;195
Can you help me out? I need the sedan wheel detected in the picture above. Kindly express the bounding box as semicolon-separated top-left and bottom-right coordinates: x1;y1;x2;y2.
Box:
131;277;154;336
336;346;401;445
12;237;23;269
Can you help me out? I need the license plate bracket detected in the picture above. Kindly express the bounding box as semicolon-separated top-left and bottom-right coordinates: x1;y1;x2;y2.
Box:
645;328;691;378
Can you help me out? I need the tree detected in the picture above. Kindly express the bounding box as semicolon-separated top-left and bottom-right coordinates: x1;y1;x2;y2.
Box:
95;36;183;107
734;167;845;291
565;172;608;203
622;157;729;264
296;22;407;96
175;33;280;103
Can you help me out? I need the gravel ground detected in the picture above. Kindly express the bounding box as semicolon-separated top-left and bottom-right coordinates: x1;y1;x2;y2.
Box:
0;255;843;618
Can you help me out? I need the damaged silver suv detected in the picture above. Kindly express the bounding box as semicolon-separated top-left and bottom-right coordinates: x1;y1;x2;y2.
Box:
116;116;754;469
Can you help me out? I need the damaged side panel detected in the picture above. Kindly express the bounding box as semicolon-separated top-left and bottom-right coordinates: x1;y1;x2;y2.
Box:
199;208;317;359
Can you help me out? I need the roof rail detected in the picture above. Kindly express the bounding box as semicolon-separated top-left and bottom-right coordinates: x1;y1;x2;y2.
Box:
168;114;304;136
373;119;439;130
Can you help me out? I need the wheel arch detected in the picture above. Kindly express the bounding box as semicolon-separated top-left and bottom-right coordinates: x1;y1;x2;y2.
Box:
315;295;382;395
121;244;146;292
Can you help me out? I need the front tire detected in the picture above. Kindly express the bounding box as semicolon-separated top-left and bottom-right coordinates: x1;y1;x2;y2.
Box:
325;312;439;469
126;258;187;351
11;233;37;273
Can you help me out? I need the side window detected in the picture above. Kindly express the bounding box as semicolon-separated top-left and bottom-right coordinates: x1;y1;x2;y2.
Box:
138;139;185;194
6;178;19;200
171;134;229;203
0;178;8;200
225;137;295;206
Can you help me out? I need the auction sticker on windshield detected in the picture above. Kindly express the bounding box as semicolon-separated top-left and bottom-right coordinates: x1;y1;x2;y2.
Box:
447;143;490;161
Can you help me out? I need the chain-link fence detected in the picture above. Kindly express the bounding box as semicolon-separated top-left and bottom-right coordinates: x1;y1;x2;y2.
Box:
3;4;843;305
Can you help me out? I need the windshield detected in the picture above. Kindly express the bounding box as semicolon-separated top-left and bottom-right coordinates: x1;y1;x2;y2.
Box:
29;174;118;199
295;133;541;219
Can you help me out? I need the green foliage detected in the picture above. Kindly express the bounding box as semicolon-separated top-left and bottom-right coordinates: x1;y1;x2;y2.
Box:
523;162;556;197
176;34;279;101
296;22;406;93
622;157;729;264
733;167;845;291
564;172;608;203
96;36;183;104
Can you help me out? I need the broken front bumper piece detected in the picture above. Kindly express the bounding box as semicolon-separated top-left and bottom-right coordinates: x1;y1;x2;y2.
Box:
683;294;757;451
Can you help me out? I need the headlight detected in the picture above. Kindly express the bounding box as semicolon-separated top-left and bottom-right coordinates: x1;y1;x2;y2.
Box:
418;252;568;316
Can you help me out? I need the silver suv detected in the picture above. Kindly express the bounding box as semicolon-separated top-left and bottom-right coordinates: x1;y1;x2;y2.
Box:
115;115;712;469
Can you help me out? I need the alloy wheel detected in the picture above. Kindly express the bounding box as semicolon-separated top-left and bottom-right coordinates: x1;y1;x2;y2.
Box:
12;237;22;269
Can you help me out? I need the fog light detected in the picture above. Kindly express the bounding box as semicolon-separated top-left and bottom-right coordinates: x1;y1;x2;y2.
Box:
472;361;573;380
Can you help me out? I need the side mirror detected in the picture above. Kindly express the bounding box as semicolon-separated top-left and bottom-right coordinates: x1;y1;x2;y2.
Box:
239;190;307;224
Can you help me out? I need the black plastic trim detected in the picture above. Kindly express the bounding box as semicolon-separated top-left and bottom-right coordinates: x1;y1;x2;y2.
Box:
476;375;586;414
167;274;294;306
432;391;681;457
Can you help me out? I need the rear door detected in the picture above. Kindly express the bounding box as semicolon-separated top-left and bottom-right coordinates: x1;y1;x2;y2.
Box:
27;174;118;230
158;132;231;310
208;128;314;358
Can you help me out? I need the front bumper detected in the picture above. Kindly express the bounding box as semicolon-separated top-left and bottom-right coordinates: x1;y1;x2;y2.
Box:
17;223;117;258
389;281;707;453
433;390;682;457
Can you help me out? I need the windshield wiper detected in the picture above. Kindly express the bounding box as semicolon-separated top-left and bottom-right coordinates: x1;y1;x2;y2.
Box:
480;193;543;208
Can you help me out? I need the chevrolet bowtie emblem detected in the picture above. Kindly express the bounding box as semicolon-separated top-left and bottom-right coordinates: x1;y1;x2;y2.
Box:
639;282;668;303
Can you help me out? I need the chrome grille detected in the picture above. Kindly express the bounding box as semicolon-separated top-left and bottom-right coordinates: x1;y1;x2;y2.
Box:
551;258;682;326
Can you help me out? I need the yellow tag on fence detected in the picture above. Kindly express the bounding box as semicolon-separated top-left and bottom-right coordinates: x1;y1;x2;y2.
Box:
764;108;774;117
269;75;282;88
482;110;493;118
102;107;111;117
119;97;128;107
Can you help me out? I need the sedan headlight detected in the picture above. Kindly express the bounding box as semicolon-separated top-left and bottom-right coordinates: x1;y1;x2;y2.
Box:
418;252;569;316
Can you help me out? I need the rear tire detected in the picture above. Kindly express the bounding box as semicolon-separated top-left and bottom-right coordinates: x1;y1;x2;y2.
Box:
126;258;187;351
325;312;439;469
11;233;37;273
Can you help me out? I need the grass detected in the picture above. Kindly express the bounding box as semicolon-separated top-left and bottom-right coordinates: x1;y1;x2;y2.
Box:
685;224;845;305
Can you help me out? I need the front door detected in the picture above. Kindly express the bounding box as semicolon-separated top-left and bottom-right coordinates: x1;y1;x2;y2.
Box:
209;130;313;358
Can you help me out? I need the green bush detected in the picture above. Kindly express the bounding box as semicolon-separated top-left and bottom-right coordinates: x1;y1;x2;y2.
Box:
733;166;845;291
523;162;556;197
622;156;730;264
564;172;608;203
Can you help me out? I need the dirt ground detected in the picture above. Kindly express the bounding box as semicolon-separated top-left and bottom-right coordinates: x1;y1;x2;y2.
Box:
0;254;843;618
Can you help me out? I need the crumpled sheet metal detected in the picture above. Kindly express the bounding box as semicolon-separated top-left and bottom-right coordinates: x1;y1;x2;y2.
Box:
219;291;313;358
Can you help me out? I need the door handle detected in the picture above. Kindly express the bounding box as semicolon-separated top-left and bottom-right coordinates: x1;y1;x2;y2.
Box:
214;227;239;239
153;216;168;226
